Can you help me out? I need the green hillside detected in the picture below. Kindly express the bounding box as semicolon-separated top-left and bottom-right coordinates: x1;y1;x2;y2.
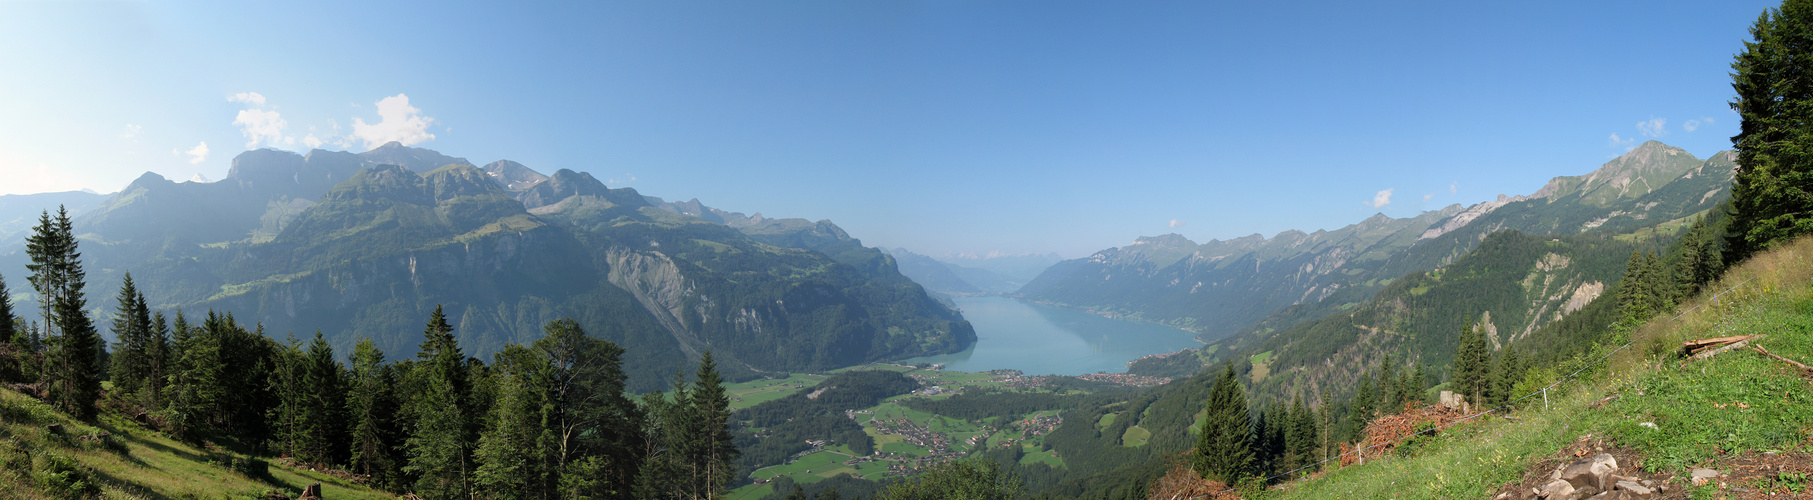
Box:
1268;235;1813;498
0;386;392;499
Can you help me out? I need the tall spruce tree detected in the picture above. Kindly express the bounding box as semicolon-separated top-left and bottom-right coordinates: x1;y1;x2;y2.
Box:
636;368;692;498
29;206;100;419
1727;0;1813;259
474;343;556;499
0;272;15;345
108;274;152;401
146;310;169;411
269;334;308;459
302;332;347;466
1193;365;1252;483
346;338;401;489
1349;371;1375;437
405;305;474;498
686;351;738;499
1453;322;1490;409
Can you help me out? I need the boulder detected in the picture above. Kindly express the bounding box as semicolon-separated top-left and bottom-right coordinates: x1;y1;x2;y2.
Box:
1690;468;1719;486
1539;479;1576;499
1555;453;1619;490
1440;390;1465;409
1615;480;1655;496
299;483;322;500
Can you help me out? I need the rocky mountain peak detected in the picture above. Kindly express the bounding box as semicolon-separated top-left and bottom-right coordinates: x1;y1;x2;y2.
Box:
481;160;550;191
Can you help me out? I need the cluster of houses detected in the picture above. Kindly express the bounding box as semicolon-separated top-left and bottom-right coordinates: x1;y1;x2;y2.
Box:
1074;372;1171;388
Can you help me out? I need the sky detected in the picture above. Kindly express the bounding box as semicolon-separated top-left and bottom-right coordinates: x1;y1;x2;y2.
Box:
0;1;1780;258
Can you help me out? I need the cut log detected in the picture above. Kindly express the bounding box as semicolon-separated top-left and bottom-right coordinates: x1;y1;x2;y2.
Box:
1687;335;1762;361
1682;335;1757;356
1753;345;1813;374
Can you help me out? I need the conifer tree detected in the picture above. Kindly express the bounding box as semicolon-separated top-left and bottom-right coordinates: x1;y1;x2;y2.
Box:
1288;395;1319;474
146;310;169;411
1727;0;1813;259
1349;371;1375;437
405;305;474;499
270;334;308;458
1452;322;1489;409
474;343;556;498
301;332;348;466
347;338;401;489
108;274;153;401
636;369;692;498
1377;354;1398;413
0;272;15;345
686;351;737;499
1193;365;1252;483
29;207;100;419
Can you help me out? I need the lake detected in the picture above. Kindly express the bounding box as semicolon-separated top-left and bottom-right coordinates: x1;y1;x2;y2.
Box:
898;296;1201;375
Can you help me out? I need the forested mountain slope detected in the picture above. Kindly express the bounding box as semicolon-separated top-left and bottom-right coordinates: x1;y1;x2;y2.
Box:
1019;142;1733;343
0;145;972;391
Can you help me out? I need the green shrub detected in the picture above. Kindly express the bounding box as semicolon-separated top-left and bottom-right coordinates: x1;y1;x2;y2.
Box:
32;451;100;498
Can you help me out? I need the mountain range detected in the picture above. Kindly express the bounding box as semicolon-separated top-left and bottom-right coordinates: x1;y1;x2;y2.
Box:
1018;141;1732;343
0;143;973;391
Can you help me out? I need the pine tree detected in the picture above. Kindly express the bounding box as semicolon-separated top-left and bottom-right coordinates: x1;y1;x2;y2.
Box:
1378;354;1398;413
301;332;347;467
347;338;400;489
1727;0;1813;259
0;272;16;345
1193;365;1252;483
146;310;170;411
474;343;556;499
686;351;738;499
29;207;100;419
636;368;692;498
270;334;308;459
1453;322;1489;409
108;274;152;402
405;305;474;499
1349;371;1375;437
1289;395;1319;474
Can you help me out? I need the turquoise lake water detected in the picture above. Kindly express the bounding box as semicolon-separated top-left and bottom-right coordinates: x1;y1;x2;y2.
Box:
898;296;1202;376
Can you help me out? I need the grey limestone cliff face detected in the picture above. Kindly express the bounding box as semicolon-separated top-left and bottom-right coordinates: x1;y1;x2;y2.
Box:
605;246;706;357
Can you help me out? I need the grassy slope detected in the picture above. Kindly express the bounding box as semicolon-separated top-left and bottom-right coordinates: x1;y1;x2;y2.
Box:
1274;236;1813;499
0;388;391;499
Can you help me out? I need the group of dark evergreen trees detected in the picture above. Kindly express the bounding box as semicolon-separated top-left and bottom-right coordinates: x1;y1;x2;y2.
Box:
1190;366;1322;486
0;207;741;499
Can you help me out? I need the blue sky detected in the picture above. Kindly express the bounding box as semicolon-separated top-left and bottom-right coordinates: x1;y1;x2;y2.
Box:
0;1;1778;258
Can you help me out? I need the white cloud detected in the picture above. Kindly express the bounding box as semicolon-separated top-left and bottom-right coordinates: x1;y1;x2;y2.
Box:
1168;219;1185;228
119;124;141;139
1683;116;1715;132
228;92;267;106
184;142;209;164
1608;132;1636;148
1423;192;1434;201
1449;182;1457;194
351;94;436;149
303;134;323;149
234;108;288;149
1636;118;1667;139
607;174;638;185
1367;188;1393;209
